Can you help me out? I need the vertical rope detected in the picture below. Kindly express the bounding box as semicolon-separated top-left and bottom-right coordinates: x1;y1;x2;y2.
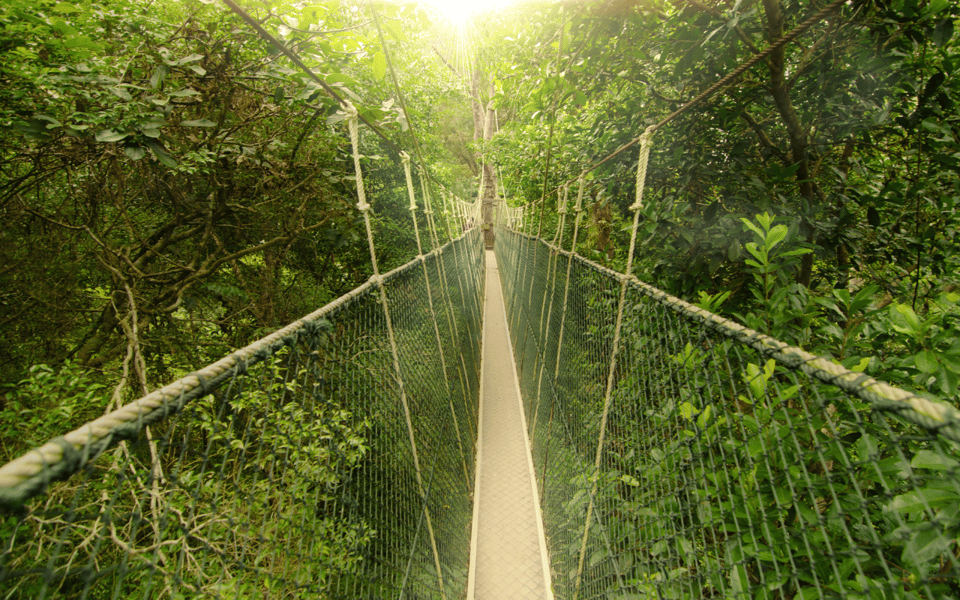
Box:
402;153;470;489
344;103;448;600
421;170;443;252
423;175;481;440
573;127;656;600
542;176;586;485
531;185;569;435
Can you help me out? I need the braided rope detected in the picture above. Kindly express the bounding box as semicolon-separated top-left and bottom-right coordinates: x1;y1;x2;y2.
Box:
557;183;569;215
519;231;960;444
0;239;476;511
344;103;448;600
628;128;655;211
402;153;470;488
530;185;569;435
574;134;656;598
0;277;371;507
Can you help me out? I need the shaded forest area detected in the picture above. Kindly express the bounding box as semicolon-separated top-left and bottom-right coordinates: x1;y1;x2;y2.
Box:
2;0;960;460
490;0;960;407
0;0;476;459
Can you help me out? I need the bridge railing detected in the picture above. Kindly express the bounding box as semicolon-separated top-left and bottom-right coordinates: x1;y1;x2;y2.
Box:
496;227;960;600
0;229;484;600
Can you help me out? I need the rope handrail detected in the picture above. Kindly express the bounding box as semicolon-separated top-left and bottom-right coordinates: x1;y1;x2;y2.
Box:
0;234;470;510
495;223;960;599
513;230;960;444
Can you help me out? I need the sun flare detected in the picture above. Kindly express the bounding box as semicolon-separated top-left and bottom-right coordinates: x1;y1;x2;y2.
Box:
421;0;515;24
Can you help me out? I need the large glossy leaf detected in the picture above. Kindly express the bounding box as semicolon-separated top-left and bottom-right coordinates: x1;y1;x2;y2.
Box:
145;140;177;167
181;119;217;127
95;129;130;143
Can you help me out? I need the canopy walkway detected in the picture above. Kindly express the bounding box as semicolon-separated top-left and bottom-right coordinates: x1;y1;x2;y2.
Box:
2;203;960;599
2;3;960;598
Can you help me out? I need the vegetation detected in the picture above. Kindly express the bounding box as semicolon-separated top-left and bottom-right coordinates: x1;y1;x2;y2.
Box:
0;0;472;423
482;2;960;598
483;0;960;412
2;0;960;597
0;1;478;597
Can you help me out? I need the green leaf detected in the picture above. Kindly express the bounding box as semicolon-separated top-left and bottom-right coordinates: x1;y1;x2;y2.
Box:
64;36;97;50
181;119;217;127
34;114;61;128
910;450;960;471
741;217;764;237
933;18;954;47
372;53;387;81
177;53;204;65
588;549;606;566
889;304;922;335
145;140;177;167
123;144;147;160
887;487;958;514
697;404;712;428
937;365;959;395
765;224;788;249
914;349;939;374
850;284;880;313
95;129;129;143
903;527;951;576
755;211;775;230
107;86;133;101
52;2;80;13
326;73;359;87
798;588;824;600
730;564;749;595
150;65;170;89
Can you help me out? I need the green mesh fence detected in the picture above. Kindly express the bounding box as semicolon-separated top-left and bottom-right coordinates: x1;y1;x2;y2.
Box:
496;228;960;600
0;229;484;600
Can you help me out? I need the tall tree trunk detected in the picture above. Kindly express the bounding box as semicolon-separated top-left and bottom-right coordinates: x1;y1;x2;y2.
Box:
473;72;498;248
762;0;816;286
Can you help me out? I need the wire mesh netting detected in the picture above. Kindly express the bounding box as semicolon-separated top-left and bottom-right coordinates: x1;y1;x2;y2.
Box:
496;227;960;600
0;229;484;600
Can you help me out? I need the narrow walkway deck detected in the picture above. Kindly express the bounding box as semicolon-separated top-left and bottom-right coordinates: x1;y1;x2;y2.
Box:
468;250;553;600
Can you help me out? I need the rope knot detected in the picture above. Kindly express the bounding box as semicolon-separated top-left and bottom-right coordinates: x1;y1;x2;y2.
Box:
342;100;370;212
341;100;358;120
400;151;410;165
629;127;657;212
575;175;586;212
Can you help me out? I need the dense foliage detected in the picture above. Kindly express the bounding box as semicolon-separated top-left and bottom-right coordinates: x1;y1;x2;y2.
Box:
486;0;960;403
482;2;960;597
0;0;475;456
0;1;483;595
2;0;960;597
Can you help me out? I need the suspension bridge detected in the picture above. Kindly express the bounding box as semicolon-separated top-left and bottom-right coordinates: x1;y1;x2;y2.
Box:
3;2;960;599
